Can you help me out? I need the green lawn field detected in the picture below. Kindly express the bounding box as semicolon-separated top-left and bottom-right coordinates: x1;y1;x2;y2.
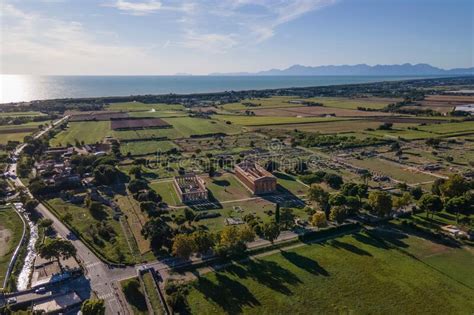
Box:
183;230;474;314
205;173;252;202
121;277;149;315
120;140;177;156
50;121;111;146
215;114;349;126
0;206;23;286
46;198;134;264
107;101;184;112
305;97;400;110
0;111;45;117
222;96;303;111
163;117;242;137
142;272;164;315
150;181;181;206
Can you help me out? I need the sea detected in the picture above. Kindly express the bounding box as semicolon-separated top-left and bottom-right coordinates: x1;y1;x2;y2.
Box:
0;75;443;104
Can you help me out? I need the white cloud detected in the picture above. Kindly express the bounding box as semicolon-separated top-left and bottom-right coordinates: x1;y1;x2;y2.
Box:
179;31;238;53
0;3;161;74
105;0;194;16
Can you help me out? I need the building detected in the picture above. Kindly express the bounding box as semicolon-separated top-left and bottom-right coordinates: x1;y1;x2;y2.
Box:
235;161;277;195
173;173;208;203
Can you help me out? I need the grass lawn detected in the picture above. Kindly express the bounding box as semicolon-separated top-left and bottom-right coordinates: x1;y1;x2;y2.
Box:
46;198;134;264
121;277;149;315
205;173;251;202
0;206;23;286
0;111;45;117
50;121;111;146
274;172;308;196
142;272;164;315
150;181;181;206
107;101;184;112
305;97;400;110
114;195;150;255
417;121;474;135
215;114;349;126
183;230;474;314
0;132;32;144
348;157;437;184
162;117;242;137
120;140;177;156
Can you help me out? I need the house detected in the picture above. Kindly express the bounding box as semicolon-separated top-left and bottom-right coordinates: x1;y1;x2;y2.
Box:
234;161;277;195
173;173;208;203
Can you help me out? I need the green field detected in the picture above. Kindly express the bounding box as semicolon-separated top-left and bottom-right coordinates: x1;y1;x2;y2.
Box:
417;121;474;135
0;111;45;117
142;272;164;315
222;96;304;111
129;111;188;118
183;230;474;314
47;198;134;264
163;117;242;137
0;132;33;144
0;206;23;286
121;277;149;315
304;97;400;110
150;181;181;206
107;101;184;112
120;140;177;156
274;172;308;196
348;157;437;184
205;174;252;202
215;115;349;126
50;121;111;146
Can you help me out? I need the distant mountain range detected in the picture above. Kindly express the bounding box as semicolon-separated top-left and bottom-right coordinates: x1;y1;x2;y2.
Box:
210;63;474;76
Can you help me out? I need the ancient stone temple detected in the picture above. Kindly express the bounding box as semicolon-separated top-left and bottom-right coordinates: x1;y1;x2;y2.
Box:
173;173;208;203
235;161;277;195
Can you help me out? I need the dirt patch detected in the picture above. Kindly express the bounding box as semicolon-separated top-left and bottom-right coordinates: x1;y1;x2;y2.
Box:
0;226;12;257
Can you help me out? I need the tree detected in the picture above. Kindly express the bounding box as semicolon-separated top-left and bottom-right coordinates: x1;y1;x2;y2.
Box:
172;234;194;259
81;299;105;315
128;178;148;193
307;185;330;218
329;206;348;224
440;174;469;199
410;186;423;200
431;178;446;196
39;238;77;271
444;194;472;223
368;191;393;217
89;201;105;219
190;230;214;253
142;218;173;250
329;193;347;207
208;166;216;177
39;218;54;235
184;208;196;224
393;192;413;209
341;183;368;200
324;173;343;189
129;166;142;179
310;211;327;229
262;221;280;244
279;208;295;230
418;193;443;219
24;200;39;214
275;203;280;223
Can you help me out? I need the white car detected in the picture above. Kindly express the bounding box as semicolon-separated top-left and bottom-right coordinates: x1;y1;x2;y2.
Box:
7;297;17;304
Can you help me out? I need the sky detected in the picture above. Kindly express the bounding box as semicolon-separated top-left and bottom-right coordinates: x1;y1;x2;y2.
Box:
0;0;472;75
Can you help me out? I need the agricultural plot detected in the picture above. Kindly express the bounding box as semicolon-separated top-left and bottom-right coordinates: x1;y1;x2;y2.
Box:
215;115;349;126
222;96;304;111
416;121;474;135
0;122;43;144
107;101;184;112
0;111;45;117
129;110;188;118
0;206;23;286
50;121;111;146
418;95;474;113
162;117;242;137
46;198;134;264
111;118;170;130
120;140;177;156
249;106;390;117
183;231;474;315
304;96;400;110
362;128;435;140
259;120;384;134
113;128;182;141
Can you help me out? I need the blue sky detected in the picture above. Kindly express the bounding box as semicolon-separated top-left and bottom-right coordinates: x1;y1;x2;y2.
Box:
1;0;472;75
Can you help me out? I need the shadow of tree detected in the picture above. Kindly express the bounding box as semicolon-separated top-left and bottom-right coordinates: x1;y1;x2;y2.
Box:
280;251;329;276
329;239;373;256
212;179;231;187
194;274;260;314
